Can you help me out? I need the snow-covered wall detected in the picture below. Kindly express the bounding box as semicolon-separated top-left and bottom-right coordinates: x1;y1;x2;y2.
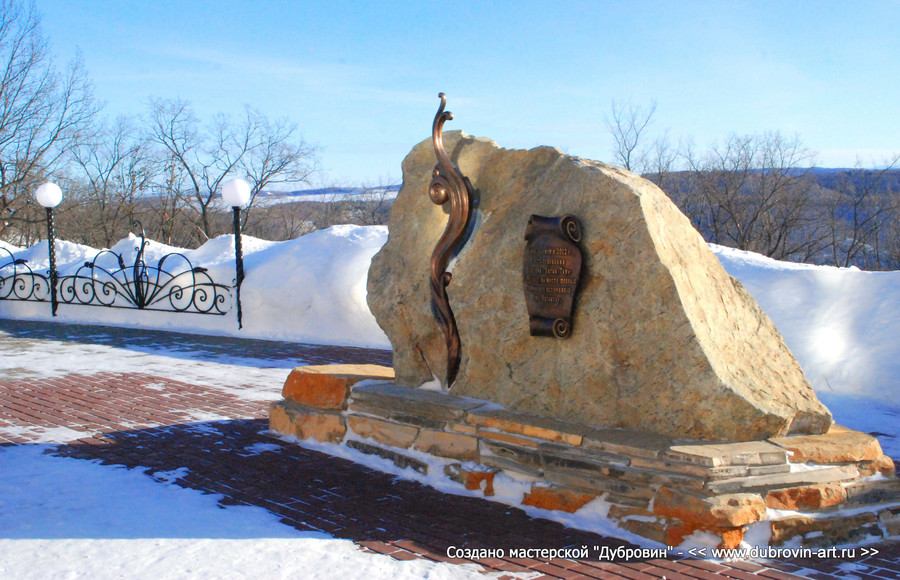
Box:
0;225;390;349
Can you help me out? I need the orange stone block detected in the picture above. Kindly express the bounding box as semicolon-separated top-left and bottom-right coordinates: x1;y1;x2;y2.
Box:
875;454;896;477
772;424;883;464
665;522;698;548
653;487;766;528
770;513;879;547
467;411;584;445
608;505;655;521
268;402;346;443
464;471;496;496
298;413;347;443
522;485;596;513
282;364;394;410
665;523;744;549
269;401;294;434
719;527;745;550
766;483;847;510
348;415;419;448
444;464;498;496
880;507;900;537
618;518;667;545
413;430;478;461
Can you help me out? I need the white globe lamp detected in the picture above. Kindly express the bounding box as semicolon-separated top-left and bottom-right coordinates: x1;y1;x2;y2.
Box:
222;178;251;207
35;182;63;208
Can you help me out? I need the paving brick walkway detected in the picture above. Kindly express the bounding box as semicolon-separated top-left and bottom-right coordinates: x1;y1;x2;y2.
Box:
1;320;898;579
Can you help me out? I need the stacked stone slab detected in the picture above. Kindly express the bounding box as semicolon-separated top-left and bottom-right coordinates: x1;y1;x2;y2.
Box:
269;365;900;549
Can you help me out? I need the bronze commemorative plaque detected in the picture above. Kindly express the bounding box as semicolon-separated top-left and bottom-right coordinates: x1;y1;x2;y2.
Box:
523;215;583;338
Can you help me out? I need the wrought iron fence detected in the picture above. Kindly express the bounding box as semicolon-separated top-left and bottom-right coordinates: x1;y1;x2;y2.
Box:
0;222;233;317
0;247;50;302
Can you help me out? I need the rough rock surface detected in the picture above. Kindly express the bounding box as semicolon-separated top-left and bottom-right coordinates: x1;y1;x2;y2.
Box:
367;131;832;441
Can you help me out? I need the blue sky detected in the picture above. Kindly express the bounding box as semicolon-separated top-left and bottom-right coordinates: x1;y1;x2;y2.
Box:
35;0;900;186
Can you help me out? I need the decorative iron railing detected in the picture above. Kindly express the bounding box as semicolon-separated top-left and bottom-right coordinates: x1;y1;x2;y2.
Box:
0;223;232;316
0;247;50;302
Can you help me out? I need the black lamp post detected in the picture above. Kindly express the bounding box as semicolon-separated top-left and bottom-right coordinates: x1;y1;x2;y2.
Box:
222;178;251;329
35;182;62;316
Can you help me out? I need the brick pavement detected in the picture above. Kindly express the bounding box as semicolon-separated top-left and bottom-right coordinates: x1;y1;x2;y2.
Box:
1;322;899;579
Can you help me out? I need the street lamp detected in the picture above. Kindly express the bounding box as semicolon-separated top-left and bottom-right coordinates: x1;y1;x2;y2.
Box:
222;178;251;329
35;182;62;316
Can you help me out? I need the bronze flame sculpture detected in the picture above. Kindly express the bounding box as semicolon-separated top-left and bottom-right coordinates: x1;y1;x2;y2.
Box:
428;93;474;388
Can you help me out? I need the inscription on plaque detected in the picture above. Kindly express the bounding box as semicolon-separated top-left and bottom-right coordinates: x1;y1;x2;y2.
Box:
523;215;583;338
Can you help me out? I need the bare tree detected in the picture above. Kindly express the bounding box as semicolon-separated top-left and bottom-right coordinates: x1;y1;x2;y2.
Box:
146;98;233;244
253;200;316;240
884;200;900;270
683;132;826;261
66;116;158;247
606;99;657;173
0;0;98;239
146;99;317;245
643;130;680;193
151;156;194;246
342;181;394;226
239;111;318;230
825;155;900;268
311;190;350;230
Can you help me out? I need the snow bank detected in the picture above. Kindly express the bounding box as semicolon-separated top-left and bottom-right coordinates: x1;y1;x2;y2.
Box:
712;245;900;403
240;225;388;346
2;227;899;407
0;225;390;349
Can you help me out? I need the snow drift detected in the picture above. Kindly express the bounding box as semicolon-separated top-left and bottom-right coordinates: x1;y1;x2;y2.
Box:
1;225;898;407
0;225;390;349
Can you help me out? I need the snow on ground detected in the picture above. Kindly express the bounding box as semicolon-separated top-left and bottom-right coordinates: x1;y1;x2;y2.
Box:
0;446;492;580
0;326;294;402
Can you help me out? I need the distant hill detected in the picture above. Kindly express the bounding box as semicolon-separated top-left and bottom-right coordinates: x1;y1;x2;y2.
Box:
642;167;900;270
644;167;900;195
255;185;400;201
805;168;900;192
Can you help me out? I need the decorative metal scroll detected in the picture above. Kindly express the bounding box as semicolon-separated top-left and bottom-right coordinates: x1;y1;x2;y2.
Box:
0;247;50;302
523;215;583;338
428;93;474;388
57;222;231;315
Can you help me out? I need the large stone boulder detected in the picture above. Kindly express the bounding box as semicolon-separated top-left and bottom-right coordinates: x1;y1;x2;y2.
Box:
367;131;832;441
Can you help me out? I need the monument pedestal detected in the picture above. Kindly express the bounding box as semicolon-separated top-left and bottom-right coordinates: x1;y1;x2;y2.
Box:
269;98;898;551
269;365;900;550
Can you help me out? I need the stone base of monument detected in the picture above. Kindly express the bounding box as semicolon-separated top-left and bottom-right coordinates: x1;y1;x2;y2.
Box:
268;365;900;550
